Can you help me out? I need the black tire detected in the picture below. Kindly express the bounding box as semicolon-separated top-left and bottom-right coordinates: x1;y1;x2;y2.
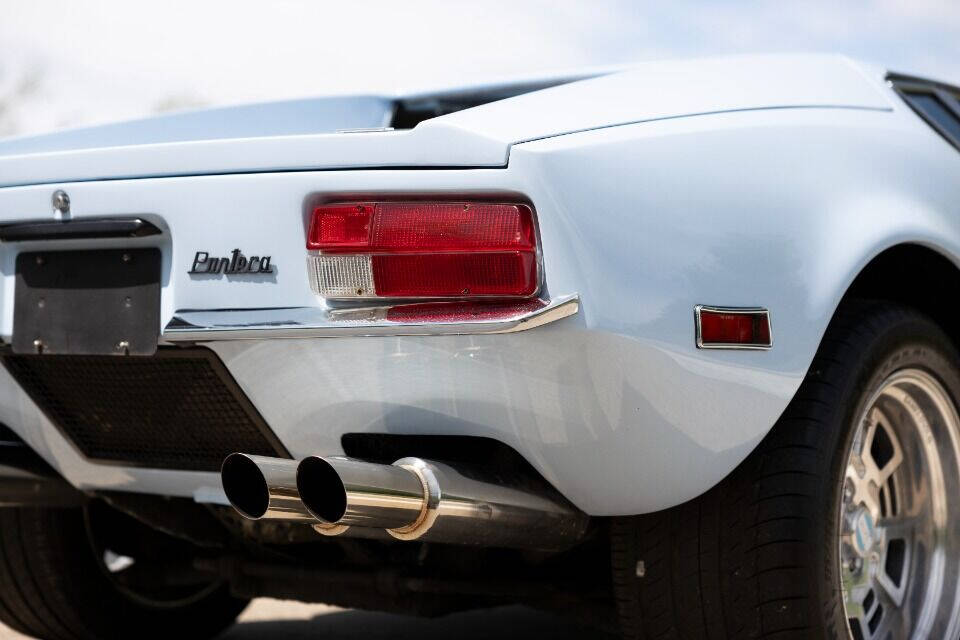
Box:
611;302;960;639
0;504;248;640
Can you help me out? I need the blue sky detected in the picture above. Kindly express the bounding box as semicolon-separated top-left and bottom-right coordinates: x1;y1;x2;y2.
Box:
1;0;958;137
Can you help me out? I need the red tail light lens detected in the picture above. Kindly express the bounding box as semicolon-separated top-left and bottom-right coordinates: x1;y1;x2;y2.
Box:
307;202;538;299
308;202;535;252
308;203;372;249
371;253;536;297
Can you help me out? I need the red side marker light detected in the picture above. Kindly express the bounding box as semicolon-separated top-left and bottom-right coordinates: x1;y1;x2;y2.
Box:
696;306;772;349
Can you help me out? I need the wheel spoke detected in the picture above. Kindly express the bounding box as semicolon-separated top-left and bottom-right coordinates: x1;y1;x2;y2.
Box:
846;455;883;522
861;410;905;485
877;513;922;543
847;408;906;524
865;596;903;640
874;412;905;482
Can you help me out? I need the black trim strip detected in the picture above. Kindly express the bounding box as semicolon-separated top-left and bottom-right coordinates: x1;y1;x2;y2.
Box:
0;217;161;242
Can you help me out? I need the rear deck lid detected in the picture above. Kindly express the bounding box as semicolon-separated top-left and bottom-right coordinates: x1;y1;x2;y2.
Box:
0;54;890;188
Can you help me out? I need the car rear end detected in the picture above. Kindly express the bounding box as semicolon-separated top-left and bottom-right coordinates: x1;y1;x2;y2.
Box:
0;54;930;640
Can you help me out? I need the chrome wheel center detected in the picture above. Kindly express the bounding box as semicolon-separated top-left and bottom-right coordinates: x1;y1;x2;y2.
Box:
840;369;960;639
851;508;878;557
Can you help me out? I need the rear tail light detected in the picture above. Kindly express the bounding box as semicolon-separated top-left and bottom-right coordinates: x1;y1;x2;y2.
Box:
307;202;538;299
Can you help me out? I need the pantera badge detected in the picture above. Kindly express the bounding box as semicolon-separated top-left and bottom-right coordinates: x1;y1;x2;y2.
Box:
189;249;274;275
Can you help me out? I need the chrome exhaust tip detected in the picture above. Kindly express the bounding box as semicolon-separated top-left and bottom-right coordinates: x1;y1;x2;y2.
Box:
296;455;427;530
296;455;589;551
222;451;591;550
221;453;313;521
295;456;347;523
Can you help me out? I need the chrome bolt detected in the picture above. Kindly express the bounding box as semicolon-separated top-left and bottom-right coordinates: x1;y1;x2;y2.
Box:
115;340;130;354
122;253;131;263
37;298;45;309
33;339;44;354
52;190;70;214
123;296;132;307
35;255;44;266
635;560;646;577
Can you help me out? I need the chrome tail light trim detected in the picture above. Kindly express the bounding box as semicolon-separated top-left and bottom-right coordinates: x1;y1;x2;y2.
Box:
162;293;579;342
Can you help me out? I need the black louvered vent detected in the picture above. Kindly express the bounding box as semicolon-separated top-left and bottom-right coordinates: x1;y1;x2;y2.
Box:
1;349;288;471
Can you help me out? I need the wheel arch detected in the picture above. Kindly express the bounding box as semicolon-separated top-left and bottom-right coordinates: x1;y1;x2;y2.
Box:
837;242;960;355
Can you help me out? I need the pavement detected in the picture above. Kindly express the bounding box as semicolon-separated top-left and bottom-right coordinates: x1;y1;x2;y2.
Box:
0;598;602;639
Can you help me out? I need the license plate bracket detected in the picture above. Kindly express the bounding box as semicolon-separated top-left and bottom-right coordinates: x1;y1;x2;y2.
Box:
13;249;161;356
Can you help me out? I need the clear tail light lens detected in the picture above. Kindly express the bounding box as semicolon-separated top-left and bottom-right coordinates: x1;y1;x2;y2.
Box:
307;202;538;299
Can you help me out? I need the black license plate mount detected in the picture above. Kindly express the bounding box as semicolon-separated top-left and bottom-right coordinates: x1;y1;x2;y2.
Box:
13;249;161;356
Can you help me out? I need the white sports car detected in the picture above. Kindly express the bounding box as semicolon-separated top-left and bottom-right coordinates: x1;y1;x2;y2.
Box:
0;54;959;640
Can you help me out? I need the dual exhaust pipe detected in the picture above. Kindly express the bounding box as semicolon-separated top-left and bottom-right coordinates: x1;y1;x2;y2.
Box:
221;453;589;551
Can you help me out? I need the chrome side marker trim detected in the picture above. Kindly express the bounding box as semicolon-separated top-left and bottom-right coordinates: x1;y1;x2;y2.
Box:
162;293;579;342
694;305;772;350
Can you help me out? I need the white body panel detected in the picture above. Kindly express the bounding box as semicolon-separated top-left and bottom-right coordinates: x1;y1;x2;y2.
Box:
1;55;957;515
0;55;887;187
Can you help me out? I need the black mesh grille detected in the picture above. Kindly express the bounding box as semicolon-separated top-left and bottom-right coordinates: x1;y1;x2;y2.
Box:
1;348;288;471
